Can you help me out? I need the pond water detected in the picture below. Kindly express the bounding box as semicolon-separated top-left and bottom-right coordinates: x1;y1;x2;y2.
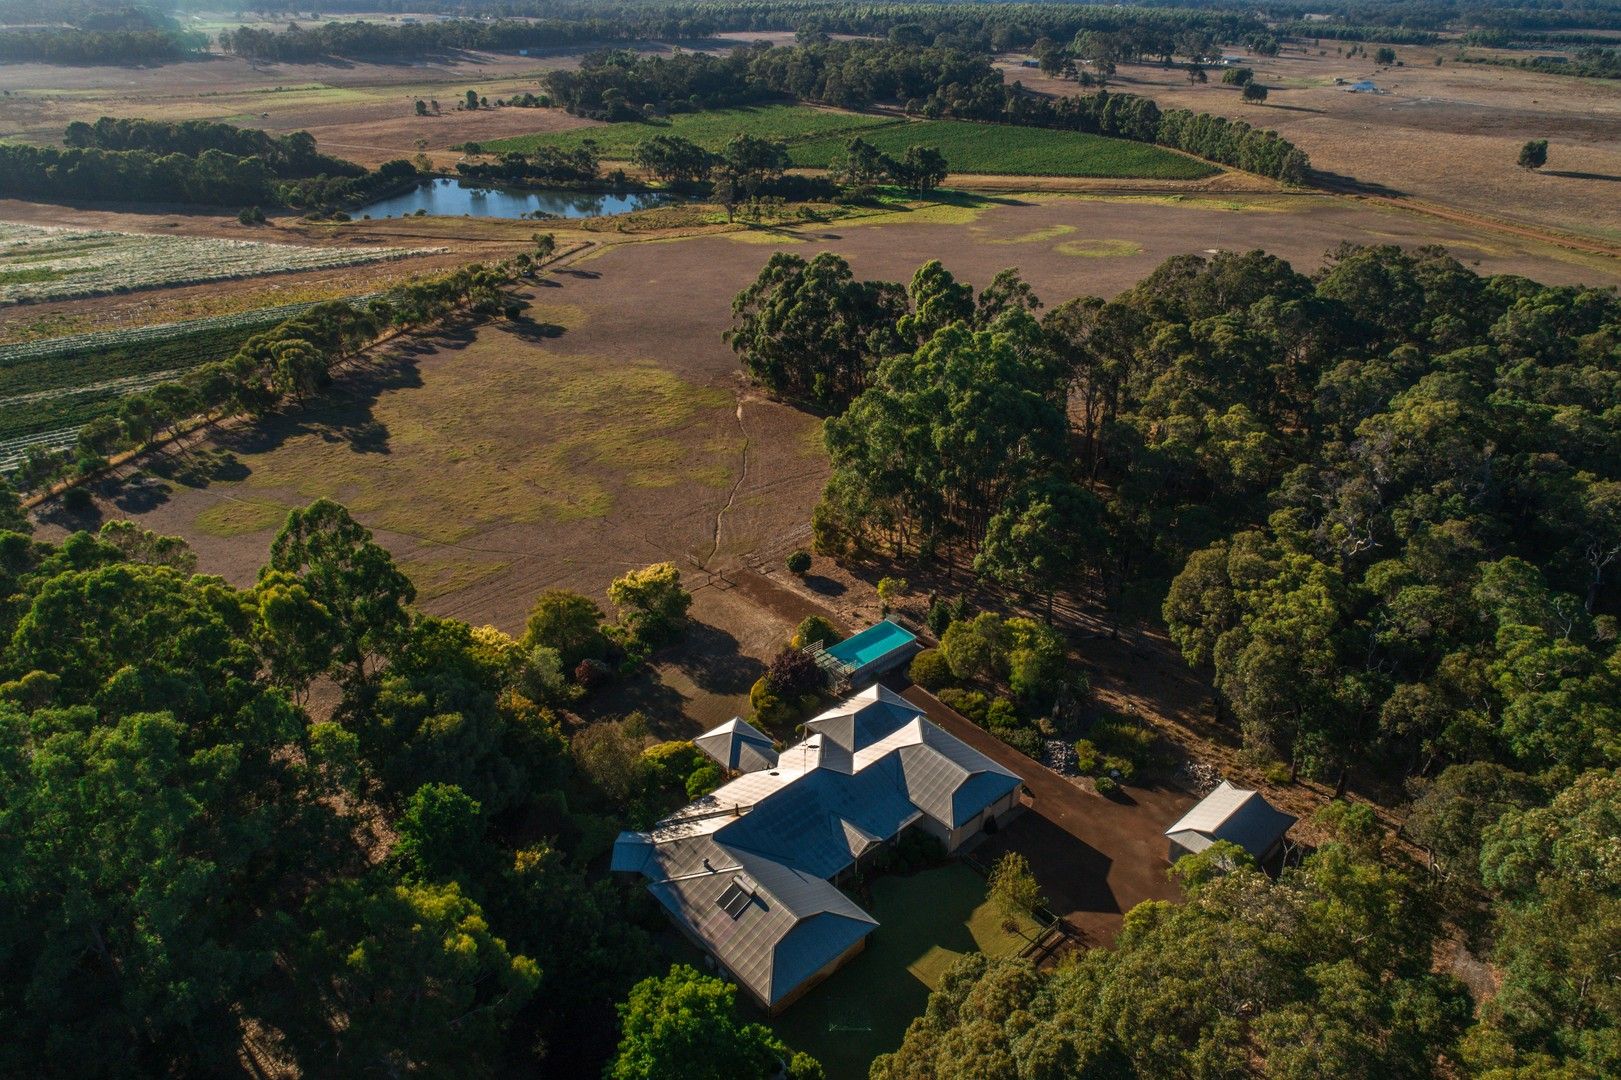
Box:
355;178;682;220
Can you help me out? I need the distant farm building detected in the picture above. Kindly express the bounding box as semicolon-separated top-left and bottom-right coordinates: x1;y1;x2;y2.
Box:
1165;780;1296;866
612;685;1022;1014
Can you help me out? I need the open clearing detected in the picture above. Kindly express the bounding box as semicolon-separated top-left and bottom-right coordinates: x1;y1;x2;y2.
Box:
773;863;1038;1080
995;40;1621;242
34;189;1620;683
790;118;1219;179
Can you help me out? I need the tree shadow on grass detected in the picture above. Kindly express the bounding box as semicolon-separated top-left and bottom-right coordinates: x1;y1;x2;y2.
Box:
208;351;427;466
1545;169;1621;183
802;573;846;597
108;473;176;515
669;619;765;696
504;319;567;342
577;673;693;742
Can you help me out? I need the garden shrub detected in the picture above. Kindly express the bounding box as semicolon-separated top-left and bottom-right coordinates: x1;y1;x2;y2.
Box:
1094;775;1119;797
938;687;989;725
1101;754;1137;784
1006;617;1067;709
791;614;842;650
685;763;723;799
764;646;824;699
1073;739;1100;775
749;675;798;730
1263;760;1293;784
992;724;1042;758
940;612;1008;683
985;696;1020;729
926;596;954;637
908;648;953;690
786;549;812;574
1089;716;1158;772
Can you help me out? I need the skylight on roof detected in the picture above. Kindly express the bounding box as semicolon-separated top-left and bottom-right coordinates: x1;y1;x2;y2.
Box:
716;878;755;918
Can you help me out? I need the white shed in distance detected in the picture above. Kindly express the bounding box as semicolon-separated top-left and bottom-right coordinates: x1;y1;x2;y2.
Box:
1165;780;1297;865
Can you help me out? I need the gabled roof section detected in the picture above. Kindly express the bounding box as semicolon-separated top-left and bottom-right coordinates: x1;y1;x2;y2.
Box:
694;716;779;774
805;684;921;760
1165;781;1297;860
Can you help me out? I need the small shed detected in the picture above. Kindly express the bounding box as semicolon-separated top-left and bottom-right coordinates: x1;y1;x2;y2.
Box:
1165;781;1296;865
695;717;779;775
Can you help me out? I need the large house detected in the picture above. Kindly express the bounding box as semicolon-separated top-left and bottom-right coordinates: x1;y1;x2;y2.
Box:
611;685;1023;1014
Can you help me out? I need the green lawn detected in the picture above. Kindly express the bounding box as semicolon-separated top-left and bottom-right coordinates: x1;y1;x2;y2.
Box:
485;103;901;158
790;119;1218;179
773;862;1040;1080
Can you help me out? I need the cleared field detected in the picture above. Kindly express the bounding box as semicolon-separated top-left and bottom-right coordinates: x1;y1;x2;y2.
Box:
484;103;900;157
0;222;433;304
791;119;1219;179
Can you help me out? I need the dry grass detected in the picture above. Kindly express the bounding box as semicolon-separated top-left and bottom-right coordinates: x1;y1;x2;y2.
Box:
995;41;1621;242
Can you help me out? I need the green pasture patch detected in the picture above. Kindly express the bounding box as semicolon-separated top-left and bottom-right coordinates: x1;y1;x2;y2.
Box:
485;104;898;158
1055;237;1143;257
194;498;291;539
790;119;1218;179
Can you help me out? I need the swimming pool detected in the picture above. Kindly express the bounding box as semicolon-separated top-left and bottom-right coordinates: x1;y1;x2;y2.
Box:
826;620;919;670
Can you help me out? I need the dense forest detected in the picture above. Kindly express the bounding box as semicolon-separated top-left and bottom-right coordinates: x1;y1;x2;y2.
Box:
62;118;363;180
0;497;759;1076
728;242;1621;1076
733;245;1621;790
0;26;200;63
0;121;415;209
871;780;1619;1077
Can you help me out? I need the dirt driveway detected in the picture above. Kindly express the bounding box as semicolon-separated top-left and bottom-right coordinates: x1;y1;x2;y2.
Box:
887;679;1196;948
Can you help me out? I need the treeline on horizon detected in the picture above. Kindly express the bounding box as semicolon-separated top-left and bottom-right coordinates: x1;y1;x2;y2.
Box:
546;44;1309;181
149;0;1621;35
0;26;202;63
0;119;417;210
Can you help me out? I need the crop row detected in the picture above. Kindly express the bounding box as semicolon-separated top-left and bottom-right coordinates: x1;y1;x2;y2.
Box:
788;119;1218;179
0;302;321;399
0;293;379;457
0;221;436;304
0;426;79;472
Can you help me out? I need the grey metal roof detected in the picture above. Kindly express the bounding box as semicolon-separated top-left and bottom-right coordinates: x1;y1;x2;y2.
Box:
613;686;1018;1007
694;717;779;774
805;684;921;760
1165;781;1297;860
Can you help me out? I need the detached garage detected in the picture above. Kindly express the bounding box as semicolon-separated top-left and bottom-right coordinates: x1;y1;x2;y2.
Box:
1165;781;1297;866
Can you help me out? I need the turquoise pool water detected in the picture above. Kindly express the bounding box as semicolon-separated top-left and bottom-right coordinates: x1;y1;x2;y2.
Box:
826;620;918;668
